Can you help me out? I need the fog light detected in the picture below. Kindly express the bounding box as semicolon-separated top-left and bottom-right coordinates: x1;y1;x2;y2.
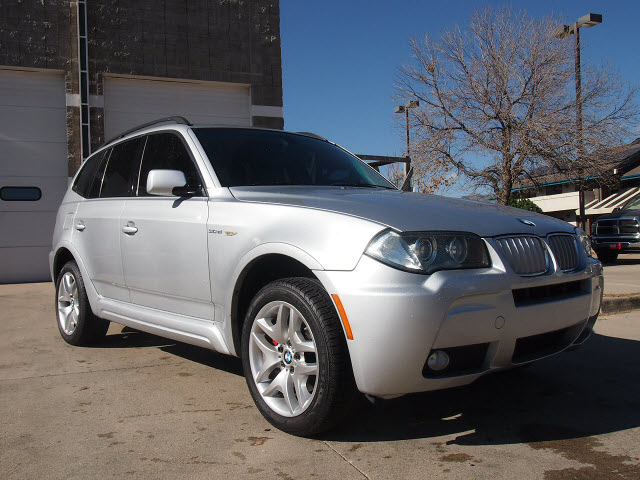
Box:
427;350;450;371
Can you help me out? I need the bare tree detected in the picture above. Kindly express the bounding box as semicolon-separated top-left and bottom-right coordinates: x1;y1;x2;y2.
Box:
396;6;638;204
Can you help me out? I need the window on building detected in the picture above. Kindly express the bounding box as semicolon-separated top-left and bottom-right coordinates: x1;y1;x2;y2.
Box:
0;186;42;201
545;185;563;196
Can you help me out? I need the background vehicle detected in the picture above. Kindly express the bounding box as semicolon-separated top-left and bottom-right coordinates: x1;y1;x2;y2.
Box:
51;117;603;436
591;195;640;263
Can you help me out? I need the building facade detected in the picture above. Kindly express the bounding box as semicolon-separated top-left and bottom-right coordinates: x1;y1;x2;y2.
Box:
512;139;640;227
1;0;283;282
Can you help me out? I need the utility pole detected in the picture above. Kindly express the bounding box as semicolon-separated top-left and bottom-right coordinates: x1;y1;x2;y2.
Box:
554;13;602;230
395;99;419;191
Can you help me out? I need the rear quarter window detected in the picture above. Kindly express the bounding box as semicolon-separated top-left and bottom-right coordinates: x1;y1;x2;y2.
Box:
72;150;106;198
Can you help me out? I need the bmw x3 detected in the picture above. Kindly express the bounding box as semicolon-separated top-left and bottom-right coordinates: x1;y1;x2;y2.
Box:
51;117;604;435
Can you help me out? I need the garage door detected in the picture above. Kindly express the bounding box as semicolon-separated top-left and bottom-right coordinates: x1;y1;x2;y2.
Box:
0;69;67;283
103;77;251;140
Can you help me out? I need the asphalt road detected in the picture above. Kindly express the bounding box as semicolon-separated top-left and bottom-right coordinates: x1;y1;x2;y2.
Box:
1;282;640;480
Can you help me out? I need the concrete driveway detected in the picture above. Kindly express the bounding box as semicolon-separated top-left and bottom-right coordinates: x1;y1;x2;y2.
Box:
602;253;640;295
1;282;640;479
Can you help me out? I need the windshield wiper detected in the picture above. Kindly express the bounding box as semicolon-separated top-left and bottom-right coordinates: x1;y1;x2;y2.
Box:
330;182;396;190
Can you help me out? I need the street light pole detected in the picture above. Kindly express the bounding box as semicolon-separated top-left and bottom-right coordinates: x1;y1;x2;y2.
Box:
395;99;419;191
554;13;602;231
405;106;410;160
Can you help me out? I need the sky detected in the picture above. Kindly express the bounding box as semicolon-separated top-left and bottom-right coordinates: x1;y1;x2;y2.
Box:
280;0;640;193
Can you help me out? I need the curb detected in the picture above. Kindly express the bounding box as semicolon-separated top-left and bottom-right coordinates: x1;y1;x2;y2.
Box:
601;295;640;314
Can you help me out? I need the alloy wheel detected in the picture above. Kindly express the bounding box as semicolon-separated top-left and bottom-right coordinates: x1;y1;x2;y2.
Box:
248;300;318;417
57;272;80;335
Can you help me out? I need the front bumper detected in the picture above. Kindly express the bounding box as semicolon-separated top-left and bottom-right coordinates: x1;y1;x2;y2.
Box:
592;236;640;253
315;252;603;398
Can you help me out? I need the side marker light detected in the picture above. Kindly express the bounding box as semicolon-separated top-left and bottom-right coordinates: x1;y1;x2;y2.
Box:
331;294;354;340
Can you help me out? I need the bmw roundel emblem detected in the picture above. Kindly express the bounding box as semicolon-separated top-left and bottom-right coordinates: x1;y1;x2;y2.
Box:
284;351;292;364
518;218;536;227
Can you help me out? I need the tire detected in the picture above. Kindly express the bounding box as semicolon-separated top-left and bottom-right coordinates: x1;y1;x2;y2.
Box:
595;250;618;264
55;261;109;346
241;277;355;436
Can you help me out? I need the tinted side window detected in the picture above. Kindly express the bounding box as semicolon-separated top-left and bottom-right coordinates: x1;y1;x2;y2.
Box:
87;148;110;199
137;133;203;196
72;150;105;198
100;137;145;198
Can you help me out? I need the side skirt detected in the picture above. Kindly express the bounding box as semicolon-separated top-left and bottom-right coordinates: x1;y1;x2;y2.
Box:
95;297;232;355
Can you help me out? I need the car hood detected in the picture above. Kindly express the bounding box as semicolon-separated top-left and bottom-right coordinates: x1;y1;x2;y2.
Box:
595;209;640;220
228;186;575;237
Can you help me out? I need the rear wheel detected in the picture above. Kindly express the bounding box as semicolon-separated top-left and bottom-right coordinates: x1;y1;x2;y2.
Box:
595;250;618;264
241;278;355;436
56;261;109;345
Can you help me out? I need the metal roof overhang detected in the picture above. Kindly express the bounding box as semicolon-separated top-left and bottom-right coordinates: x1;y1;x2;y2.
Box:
582;187;640;215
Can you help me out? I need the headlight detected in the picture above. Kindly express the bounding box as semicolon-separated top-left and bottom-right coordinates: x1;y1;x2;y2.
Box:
365;230;491;274
576;228;592;257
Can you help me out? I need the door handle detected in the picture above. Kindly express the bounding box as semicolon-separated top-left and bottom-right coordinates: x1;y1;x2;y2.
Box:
122;224;138;235
75;222;85;231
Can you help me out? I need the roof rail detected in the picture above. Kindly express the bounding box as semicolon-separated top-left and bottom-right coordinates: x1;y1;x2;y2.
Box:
103;116;192;146
296;131;328;142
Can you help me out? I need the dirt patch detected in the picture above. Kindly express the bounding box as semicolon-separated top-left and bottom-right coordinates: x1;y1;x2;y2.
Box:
521;423;640;479
248;436;272;446
440;453;474;463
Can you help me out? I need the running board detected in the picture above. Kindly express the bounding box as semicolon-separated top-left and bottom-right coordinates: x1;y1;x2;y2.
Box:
96;297;231;355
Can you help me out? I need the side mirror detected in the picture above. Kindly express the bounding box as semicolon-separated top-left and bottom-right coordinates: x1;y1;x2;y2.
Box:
146;169;187;196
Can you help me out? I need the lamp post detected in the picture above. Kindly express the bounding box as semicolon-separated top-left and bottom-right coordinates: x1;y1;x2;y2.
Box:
553;13;602;230
395;99;419;191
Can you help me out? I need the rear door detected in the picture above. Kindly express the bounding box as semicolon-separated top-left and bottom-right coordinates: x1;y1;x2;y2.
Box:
120;132;212;320
73;137;145;301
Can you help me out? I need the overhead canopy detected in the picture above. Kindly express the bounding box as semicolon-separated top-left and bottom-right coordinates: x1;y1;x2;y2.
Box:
582;187;640;215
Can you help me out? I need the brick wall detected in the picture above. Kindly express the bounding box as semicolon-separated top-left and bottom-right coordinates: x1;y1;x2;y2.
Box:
1;0;283;175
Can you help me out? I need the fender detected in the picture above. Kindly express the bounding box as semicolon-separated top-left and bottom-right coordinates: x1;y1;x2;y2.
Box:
51;240;102;315
221;242;324;356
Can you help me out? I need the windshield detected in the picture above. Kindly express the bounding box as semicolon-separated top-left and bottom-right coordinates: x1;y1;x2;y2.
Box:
623;195;640;210
193;128;396;189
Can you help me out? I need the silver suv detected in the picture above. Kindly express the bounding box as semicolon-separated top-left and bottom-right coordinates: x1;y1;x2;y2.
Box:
51;117;603;435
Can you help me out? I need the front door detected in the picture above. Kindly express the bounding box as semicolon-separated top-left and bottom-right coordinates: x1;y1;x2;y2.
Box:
120;132;212;320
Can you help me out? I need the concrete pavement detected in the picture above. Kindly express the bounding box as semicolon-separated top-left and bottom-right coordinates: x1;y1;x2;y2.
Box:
601;253;640;313
1;282;640;479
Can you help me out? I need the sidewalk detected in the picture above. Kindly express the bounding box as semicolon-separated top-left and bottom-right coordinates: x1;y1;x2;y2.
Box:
600;253;640;314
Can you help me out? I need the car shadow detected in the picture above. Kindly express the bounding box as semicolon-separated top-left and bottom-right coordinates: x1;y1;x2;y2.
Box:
94;326;245;377
95;326;175;349
94;326;640;445
322;333;640;444
159;342;245;377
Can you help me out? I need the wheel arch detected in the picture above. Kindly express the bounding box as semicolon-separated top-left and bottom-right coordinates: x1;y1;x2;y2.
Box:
51;242;100;315
52;247;75;283
229;251;322;356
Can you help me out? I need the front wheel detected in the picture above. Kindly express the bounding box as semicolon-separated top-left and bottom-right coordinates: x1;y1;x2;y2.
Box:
56;261;109;345
241;278;355;436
